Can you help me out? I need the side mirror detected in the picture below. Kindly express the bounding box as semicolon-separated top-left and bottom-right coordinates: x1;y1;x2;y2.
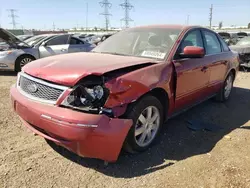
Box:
41;41;47;46
179;46;205;58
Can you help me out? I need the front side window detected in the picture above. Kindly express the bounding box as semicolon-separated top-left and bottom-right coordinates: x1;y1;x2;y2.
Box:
46;35;69;46
179;29;204;53
203;30;222;55
92;28;182;60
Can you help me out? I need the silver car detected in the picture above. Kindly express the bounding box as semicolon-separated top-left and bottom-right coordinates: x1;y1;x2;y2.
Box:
0;28;96;71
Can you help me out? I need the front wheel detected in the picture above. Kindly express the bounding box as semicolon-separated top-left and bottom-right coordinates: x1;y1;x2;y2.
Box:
123;95;164;153
15;55;35;72
215;72;234;102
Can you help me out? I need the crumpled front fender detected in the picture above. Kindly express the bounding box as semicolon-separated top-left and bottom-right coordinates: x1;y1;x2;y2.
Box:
104;78;150;108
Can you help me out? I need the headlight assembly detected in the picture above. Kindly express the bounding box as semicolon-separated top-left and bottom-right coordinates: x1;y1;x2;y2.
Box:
0;51;12;57
61;84;109;111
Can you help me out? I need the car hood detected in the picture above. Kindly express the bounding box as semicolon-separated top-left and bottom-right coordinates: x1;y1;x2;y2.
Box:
0;28;31;48
23;52;159;86
230;45;250;54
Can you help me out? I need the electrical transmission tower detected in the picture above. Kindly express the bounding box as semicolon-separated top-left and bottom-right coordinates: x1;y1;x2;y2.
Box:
209;4;213;28
7;9;18;29
99;0;112;30
120;0;134;28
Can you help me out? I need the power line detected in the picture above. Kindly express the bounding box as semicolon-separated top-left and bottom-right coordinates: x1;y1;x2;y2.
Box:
120;0;134;28
209;4;213;28
7;9;18;29
99;0;112;30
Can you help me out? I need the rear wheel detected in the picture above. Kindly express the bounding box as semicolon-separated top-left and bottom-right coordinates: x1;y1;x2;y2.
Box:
123;95;164;153
215;72;234;102
15;55;35;72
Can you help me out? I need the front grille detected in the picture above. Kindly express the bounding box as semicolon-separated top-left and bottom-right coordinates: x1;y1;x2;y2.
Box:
18;75;64;103
239;53;250;63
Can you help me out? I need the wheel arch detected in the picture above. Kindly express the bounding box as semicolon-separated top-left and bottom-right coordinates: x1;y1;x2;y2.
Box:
148;87;169;122
125;87;169;122
230;68;236;81
15;54;36;71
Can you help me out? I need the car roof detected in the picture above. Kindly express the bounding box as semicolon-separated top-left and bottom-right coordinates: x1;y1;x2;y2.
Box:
131;24;204;31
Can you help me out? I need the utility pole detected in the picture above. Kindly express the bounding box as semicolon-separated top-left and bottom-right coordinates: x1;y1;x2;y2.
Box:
186;15;190;25
99;0;112;30
52;22;56;31
86;2;88;30
7;9;18;29
120;0;134;28
209;4;213;28
0;8;2;28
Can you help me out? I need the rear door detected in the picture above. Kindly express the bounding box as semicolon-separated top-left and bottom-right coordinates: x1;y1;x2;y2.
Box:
201;29;229;94
39;35;70;58
173;29;211;110
68;36;92;53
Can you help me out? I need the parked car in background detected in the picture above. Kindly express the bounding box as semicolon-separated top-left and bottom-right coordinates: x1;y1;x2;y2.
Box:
94;34;113;45
10;25;239;162
0;28;96;71
230;36;250;69
23;34;57;46
218;32;237;45
16;35;33;41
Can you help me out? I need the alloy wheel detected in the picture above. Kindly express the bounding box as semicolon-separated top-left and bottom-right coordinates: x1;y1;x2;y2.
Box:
134;106;160;147
20;58;33;68
224;74;233;99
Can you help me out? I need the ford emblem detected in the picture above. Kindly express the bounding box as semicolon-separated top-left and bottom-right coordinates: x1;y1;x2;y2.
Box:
27;84;38;93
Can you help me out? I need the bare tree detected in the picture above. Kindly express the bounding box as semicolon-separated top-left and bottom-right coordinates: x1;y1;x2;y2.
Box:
248;23;250;29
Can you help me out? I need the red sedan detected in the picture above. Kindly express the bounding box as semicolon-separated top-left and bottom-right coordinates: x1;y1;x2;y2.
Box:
10;25;239;162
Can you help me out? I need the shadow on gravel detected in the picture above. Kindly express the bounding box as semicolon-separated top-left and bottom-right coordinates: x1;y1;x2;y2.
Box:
0;71;17;76
47;86;250;178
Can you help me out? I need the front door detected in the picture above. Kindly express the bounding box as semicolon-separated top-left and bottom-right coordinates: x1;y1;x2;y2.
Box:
39;35;70;58
173;29;211;111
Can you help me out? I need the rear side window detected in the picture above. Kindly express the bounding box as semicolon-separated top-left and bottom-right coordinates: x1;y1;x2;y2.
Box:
203;30;222;55
46;35;69;46
70;37;84;45
218;36;230;52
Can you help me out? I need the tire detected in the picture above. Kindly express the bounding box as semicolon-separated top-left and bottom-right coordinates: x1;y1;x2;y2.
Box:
215;72;234;102
15;55;35;72
123;95;164;153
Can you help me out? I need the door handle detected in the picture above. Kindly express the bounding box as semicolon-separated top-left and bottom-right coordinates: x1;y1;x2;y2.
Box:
201;66;208;72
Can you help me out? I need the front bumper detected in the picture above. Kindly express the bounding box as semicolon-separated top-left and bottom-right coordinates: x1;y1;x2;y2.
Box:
10;85;133;162
0;55;15;70
239;53;250;68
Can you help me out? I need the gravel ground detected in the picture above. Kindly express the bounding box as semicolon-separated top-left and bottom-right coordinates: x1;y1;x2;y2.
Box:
1;71;250;188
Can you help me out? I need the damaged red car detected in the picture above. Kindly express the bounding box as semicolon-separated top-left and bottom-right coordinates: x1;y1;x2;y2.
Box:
10;25;239;162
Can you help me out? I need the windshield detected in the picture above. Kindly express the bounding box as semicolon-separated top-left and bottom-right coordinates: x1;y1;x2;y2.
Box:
24;35;47;46
17;35;32;41
92;27;182;60
236;37;250;46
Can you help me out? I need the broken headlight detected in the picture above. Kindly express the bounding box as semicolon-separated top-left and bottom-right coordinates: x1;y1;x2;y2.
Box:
61;84;109;111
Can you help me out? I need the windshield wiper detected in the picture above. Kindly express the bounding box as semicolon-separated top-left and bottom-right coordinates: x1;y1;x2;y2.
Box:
91;51;131;56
